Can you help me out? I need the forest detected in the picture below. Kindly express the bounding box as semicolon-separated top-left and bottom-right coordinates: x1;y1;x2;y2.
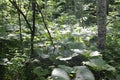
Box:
0;0;120;80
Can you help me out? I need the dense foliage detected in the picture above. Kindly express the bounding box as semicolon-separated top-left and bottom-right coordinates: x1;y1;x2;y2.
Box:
0;0;120;80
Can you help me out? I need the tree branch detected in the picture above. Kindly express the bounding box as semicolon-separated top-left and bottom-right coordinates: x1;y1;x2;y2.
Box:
9;0;32;32
36;3;55;52
30;1;36;57
18;1;24;54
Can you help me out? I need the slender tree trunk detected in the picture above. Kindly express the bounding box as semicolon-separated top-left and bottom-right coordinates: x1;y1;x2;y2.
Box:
25;1;36;80
18;1;24;54
36;3;55;53
97;0;107;50
9;1;36;80
106;0;109;15
30;0;36;58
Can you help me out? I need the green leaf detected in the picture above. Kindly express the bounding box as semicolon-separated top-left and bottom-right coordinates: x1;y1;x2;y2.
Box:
89;51;101;57
52;68;70;80
0;58;12;65
74;66;95;80
33;66;49;77
37;0;44;6
83;57;116;71
58;65;73;73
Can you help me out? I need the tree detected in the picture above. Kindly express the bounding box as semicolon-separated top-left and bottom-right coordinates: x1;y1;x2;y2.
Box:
106;0;109;15
0;0;119;80
97;0;107;50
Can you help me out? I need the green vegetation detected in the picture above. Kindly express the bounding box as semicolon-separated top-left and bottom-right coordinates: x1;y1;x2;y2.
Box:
0;0;120;80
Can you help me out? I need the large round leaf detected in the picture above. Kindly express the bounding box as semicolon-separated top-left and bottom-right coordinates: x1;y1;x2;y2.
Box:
74;66;95;80
52;68;70;80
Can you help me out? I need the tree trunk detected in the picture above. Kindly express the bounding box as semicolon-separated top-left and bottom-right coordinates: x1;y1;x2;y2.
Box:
30;0;36;58
97;0;107;50
106;0;109;15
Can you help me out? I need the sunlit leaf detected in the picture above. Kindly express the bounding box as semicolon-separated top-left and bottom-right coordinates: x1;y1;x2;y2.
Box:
83;57;116;71
74;66;95;80
52;68;70;80
58;65;73;73
89;51;102;57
